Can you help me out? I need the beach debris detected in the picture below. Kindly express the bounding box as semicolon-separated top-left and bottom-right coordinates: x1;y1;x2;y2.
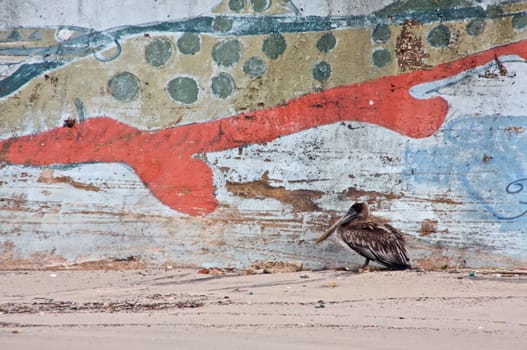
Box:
325;280;337;288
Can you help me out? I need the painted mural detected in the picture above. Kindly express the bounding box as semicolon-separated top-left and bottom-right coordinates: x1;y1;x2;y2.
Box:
1;0;527;268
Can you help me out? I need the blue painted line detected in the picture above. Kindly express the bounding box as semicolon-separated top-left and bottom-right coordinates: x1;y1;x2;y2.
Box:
0;61;62;98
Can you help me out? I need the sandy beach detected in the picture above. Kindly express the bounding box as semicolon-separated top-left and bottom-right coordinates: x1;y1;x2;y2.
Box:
1;268;526;350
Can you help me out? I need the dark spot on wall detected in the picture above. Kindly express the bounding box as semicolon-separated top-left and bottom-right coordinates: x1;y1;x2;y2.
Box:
63;117;76;128
44;74;59;86
28;83;42;103
504;126;524;135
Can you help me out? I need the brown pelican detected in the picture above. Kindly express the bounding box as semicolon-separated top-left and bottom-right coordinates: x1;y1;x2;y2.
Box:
316;202;411;270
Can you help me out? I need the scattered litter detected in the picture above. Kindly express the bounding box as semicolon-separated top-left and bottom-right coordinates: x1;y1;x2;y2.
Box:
468;272;475;278
244;261;303;274
325;280;337;288
1;297;204;314
315;300;325;308
300;274;309;279
197;267;238;276
49;273;57;278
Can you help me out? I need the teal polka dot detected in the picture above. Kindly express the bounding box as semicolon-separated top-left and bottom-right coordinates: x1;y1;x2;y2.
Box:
166;77;199;104
312;61;331;82
229;0;245;11
177;33;201;55
107;72;141;102
6;30;21;42
145;38;173;67
372;24;391;43
212;39;241;67
211;72;236;99
262;33;286;59
243;57;266;78
28;30;43;41
372;49;391;67
316;33;336;53
427;25;450;48
512;13;527;30
251;0;271;12
466;19;485;36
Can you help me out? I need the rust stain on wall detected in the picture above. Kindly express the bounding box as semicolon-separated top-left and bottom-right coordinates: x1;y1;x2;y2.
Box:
342;187;402;202
0;240;147;270
0;240;67;269
396;19;431;71
226;171;323;212
37;169;101;192
419;219;438;236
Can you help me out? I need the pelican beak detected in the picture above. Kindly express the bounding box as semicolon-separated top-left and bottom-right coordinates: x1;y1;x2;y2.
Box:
316;209;358;243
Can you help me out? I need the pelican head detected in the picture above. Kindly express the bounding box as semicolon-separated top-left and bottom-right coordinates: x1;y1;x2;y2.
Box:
316;202;369;243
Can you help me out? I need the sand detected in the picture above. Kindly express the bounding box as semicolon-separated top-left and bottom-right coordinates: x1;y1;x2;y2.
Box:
1;268;526;349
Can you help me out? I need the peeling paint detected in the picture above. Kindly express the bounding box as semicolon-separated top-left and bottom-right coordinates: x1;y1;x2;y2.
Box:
226;171;323;212
37;169;102;192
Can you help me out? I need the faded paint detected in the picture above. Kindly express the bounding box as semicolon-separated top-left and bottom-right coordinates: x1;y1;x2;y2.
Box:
1;0;527;269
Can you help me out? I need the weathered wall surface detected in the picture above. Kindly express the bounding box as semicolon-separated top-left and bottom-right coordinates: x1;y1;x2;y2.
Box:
1;0;527;269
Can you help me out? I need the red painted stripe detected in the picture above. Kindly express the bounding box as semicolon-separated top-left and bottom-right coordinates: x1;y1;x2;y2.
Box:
2;38;527;215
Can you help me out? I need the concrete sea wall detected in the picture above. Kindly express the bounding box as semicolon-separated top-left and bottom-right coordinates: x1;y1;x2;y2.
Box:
1;0;527;269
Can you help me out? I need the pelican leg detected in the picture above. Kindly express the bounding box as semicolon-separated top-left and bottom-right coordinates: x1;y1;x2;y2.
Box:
361;258;370;269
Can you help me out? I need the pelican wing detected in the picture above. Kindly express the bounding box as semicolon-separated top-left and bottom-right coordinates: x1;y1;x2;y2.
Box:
340;222;411;269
